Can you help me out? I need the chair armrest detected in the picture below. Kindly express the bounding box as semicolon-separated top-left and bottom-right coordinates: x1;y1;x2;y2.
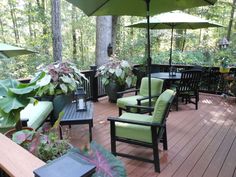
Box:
107;116;164;127
125;105;154;112
117;88;140;95
136;93;161;102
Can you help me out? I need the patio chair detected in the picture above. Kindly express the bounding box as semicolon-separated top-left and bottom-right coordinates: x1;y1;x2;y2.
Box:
173;69;202;111
116;77;164;115
108;89;176;172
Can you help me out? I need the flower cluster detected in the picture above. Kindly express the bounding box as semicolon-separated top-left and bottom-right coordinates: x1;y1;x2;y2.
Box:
96;58;136;87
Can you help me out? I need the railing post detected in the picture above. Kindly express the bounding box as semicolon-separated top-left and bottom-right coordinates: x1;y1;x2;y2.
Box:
90;65;98;102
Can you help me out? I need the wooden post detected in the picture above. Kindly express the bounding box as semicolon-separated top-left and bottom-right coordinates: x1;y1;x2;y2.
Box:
90;65;98;102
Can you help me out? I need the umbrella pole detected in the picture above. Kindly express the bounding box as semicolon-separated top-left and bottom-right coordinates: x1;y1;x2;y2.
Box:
145;0;152;107
169;26;174;70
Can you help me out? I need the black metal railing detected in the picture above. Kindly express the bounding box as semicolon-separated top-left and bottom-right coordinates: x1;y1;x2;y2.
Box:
18;64;236;101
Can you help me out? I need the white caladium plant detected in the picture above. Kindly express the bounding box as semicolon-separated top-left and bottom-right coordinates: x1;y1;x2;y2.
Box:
36;62;87;96
96;58;136;88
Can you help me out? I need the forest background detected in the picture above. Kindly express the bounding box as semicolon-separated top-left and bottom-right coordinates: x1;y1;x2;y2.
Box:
0;0;236;79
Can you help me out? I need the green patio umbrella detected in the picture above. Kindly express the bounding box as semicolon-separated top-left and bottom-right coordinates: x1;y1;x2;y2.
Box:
66;0;218;106
127;11;223;69
0;43;35;58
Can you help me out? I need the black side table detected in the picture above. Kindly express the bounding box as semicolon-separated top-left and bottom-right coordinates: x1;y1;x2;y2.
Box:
59;101;94;142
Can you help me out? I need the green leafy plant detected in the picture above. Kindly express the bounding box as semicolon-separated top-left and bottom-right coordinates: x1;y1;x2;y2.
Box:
36;61;87;96
0;72;47;129
70;141;127;177
12;112;71;162
96;58;136;87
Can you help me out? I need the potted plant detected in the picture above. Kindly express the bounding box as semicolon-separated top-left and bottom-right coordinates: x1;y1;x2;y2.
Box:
219;57;230;73
96;58;136;102
0;72;47;131
36;61;87;120
11;113;72;162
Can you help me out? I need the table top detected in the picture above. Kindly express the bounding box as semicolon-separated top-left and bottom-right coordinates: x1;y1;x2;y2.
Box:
0;133;45;177
151;72;181;80
61;101;93;122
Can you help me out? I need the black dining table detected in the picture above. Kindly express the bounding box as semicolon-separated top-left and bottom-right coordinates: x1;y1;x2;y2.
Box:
151;72;181;80
151;72;182;89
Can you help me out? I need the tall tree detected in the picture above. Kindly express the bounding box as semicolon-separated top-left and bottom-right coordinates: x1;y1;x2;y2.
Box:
112;16;118;54
96;16;112;66
51;0;62;62
71;5;77;60
227;0;236;41
8;0;19;43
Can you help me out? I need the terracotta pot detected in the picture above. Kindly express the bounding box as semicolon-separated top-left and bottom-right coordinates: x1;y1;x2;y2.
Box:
4;127;34;139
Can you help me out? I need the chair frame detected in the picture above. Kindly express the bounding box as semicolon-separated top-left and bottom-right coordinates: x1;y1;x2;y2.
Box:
108;94;175;172
175;69;202;111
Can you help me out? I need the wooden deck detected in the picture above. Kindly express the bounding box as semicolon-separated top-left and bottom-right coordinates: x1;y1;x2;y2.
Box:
67;93;236;177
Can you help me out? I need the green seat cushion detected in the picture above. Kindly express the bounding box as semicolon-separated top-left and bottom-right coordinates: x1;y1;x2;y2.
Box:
115;112;154;143
20;101;53;130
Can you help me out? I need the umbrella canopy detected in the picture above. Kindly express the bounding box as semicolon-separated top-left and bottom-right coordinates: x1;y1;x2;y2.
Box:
127;11;223;68
0;43;35;58
66;0;218;106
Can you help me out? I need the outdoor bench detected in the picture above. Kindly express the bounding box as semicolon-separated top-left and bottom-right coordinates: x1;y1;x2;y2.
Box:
0;101;53;133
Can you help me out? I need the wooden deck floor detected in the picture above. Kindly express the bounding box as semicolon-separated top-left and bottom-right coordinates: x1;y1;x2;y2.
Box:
67;93;236;177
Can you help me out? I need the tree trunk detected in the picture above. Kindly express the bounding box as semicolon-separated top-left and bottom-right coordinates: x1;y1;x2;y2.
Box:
96;16;112;66
51;0;62;62
181;29;187;52
27;2;33;38
175;29;184;50
71;6;77;60
37;0;49;55
112;16;118;54
0;18;5;43
227;0;236;41
8;0;20;43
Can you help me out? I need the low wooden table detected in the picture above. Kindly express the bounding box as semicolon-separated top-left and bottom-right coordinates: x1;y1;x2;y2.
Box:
59;101;94;142
0;133;45;177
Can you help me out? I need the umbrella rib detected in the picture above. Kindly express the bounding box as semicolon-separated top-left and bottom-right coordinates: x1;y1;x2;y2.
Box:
88;0;110;16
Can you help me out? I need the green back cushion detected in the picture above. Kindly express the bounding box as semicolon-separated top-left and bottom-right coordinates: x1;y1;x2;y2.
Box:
139;77;163;96
152;89;175;123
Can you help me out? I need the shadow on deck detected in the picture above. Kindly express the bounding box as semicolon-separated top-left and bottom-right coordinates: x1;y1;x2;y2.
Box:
66;93;236;177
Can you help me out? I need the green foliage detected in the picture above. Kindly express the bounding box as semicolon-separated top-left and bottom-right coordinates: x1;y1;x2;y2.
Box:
36;62;88;96
0;72;47;126
96;58;136;87
70;141;127;177
12;112;71;162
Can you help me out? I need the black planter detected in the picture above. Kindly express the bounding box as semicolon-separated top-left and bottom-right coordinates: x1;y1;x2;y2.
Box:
105;82;125;103
41;94;73;123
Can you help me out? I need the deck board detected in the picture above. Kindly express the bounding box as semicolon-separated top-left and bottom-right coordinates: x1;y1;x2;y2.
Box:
67;94;236;177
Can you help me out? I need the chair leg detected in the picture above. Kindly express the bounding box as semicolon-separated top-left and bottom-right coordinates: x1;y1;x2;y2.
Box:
175;95;179;111
163;127;168;150
152;127;160;172
110;122;116;155
153;142;160;172
118;108;122;116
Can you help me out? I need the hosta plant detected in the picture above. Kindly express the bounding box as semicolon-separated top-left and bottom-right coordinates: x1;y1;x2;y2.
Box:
36;61;87;96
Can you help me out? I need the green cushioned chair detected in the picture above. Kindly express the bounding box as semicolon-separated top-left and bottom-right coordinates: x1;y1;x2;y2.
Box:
117;77;163;115
0;101;53;133
108;89;176;172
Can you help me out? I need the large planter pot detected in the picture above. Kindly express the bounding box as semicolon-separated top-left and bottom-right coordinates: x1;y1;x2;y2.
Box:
105;81;125;103
41;94;73;123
